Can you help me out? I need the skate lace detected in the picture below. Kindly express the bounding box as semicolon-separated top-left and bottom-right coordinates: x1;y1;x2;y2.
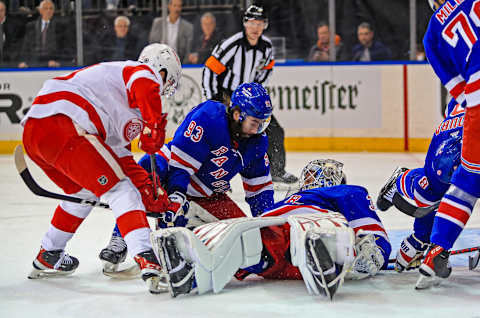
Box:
384;186;397;201
107;235;127;253
54;252;74;270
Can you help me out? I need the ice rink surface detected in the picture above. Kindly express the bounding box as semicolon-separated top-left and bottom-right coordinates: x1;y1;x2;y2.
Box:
0;151;479;318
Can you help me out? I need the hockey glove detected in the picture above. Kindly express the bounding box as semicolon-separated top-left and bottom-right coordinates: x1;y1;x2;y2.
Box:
347;234;384;280
395;233;429;272
138;114;167;154
138;175;169;214
158;191;190;228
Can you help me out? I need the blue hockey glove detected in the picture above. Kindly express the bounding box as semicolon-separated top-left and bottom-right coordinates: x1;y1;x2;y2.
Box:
159;191;189;228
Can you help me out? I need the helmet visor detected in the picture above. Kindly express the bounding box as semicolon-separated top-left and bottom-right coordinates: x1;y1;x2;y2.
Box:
243;115;271;134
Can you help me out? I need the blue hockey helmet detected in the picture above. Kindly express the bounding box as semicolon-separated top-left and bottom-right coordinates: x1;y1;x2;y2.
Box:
428;0;445;11
432;134;462;184
230;82;273;134
300;159;347;191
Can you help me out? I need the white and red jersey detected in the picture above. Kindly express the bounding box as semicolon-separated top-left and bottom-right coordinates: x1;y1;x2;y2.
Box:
21;61;164;158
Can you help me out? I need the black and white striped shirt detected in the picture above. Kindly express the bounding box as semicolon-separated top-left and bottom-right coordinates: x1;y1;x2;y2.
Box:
202;31;275;100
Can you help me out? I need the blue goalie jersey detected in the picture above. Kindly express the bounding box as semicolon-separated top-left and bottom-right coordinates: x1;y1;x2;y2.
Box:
140;100;274;216
261;185;392;267
423;0;480;104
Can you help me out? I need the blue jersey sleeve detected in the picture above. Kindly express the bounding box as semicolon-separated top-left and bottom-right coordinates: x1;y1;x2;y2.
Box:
241;135;274;216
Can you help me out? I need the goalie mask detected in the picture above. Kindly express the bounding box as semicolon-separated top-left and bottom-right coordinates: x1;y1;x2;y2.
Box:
138;43;182;97
300;159;346;191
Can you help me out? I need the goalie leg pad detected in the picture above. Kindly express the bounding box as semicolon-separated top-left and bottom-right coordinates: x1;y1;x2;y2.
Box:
151;216;286;296
287;213;355;297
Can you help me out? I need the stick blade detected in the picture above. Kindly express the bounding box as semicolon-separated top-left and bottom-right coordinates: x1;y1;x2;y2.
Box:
14;144;27;173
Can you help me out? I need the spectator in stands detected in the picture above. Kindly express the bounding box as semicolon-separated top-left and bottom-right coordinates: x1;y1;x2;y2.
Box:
351;22;391;61
187;12;221;65
97;16;139;62
18;0;67;68
0;0;25;67
306;21;345;62
148;0;193;63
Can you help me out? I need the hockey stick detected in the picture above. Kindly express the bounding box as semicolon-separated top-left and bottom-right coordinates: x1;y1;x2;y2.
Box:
392;192;439;218
14;145;111;209
387;246;480;264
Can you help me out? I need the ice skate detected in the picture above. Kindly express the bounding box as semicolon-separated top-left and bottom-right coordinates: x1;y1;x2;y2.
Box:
305;231;341;300
156;233;196;297
272;171;299;184
134;249;169;294
99;232;127;274
28;247;79;279
415;244;451;290
377;167;408;211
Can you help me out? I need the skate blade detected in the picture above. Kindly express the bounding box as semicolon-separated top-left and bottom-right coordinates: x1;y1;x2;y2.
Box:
415;273;441;290
28;267;74;279
469;251;480;270
102;264;141;279
146;274;169;294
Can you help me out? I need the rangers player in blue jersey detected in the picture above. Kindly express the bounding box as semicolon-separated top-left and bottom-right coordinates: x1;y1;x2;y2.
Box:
415;0;480;288
376;98;464;274
99;82;275;279
151;159;391;299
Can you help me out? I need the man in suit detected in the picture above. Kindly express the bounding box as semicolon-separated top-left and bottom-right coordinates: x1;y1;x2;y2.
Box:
0;0;25;67
97;16;140;62
18;0;68;68
187;12;221;64
148;0;193;64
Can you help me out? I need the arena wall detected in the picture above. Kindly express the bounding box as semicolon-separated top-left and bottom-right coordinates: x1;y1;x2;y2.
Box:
0;62;441;154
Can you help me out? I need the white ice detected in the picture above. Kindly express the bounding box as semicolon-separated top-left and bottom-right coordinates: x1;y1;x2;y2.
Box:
0;152;479;318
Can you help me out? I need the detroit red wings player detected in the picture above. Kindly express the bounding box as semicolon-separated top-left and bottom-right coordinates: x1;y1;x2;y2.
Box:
21;43;181;294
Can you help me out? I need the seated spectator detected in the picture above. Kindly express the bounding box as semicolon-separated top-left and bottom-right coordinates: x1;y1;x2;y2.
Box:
18;0;67;68
352;22;391;61
306;21;345;62
97;16;139;62
148;0;193;63
187;12;221;64
0;0;25;67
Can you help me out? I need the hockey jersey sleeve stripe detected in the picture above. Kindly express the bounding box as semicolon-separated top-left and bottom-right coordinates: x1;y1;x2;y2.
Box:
262;59;275;70
349;217;387;236
190;175;212;197
32;91;107;140
242;174;272;186
170;153;198;175
244;182;273;198
243;180;273;193
123;65;157;86
170;145;202;170
125;70;159;91
205;56;227;75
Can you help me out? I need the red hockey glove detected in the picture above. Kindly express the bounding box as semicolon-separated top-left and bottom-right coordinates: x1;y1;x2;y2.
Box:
139;114;167;154
138;176;169;214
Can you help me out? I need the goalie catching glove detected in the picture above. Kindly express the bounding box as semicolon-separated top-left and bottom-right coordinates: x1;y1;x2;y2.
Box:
139;114;167;154
158;191;189;228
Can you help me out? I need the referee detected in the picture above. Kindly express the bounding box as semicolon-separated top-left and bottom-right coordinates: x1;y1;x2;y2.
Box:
202;4;298;184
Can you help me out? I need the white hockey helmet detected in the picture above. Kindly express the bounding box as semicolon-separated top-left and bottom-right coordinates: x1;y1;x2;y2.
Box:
138;43;182;97
427;0;445;11
300;159;347;191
